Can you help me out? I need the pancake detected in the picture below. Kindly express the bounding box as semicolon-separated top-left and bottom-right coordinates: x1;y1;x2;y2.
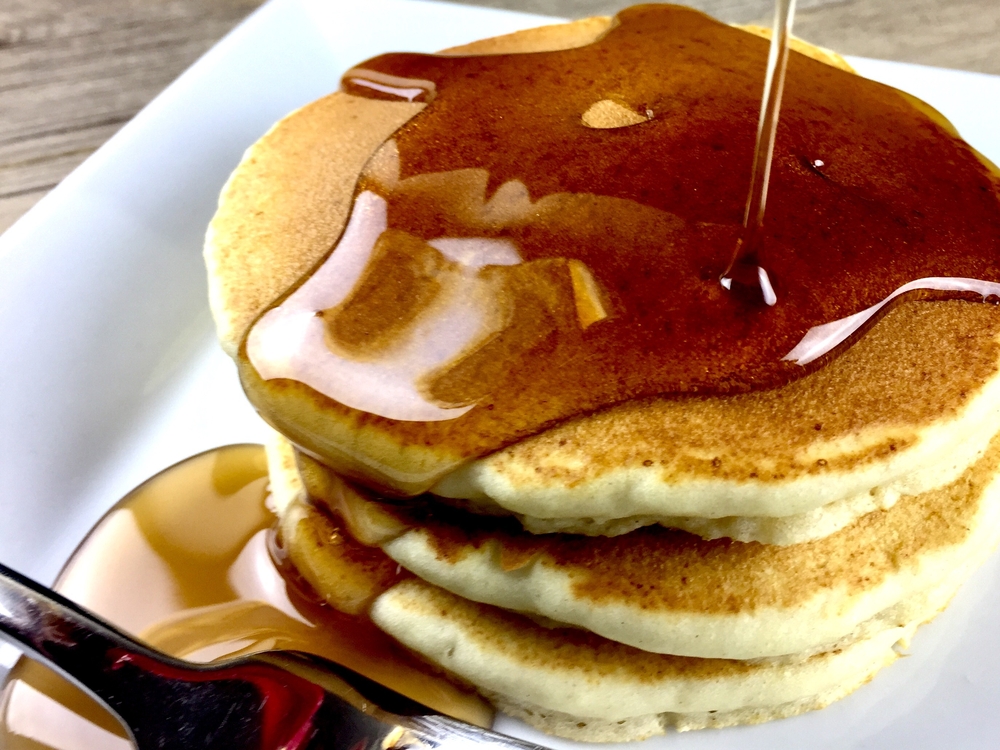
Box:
266;300;1000;547
206;12;1000;533
371;580;924;741
433;299;1000;540
275;426;1000;660
209;6;1000;741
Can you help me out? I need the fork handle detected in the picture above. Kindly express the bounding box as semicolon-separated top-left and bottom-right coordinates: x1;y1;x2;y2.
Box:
0;560;160;685
0;561;270;748
0;562;550;750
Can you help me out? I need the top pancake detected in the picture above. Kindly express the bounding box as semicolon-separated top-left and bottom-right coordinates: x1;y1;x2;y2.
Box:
206;12;1000;521
436;300;1000;522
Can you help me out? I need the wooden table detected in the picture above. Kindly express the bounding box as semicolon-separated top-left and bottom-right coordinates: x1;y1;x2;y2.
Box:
2;0;997;235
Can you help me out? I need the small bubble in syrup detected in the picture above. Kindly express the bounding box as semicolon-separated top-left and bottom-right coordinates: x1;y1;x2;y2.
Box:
812;159;825;168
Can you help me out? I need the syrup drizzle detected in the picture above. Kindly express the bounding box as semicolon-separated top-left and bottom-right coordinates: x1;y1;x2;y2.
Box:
721;0;796;306
242;4;1000;490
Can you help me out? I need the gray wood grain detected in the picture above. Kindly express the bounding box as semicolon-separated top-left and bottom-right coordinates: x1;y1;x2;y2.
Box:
449;0;1000;73
793;0;1000;76
0;0;262;233
1;0;997;234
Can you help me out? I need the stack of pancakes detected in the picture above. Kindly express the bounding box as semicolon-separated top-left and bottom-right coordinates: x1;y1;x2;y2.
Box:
204;13;1000;742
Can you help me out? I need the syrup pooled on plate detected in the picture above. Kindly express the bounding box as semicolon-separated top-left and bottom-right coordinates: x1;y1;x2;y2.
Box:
242;4;1000;482
0;445;490;750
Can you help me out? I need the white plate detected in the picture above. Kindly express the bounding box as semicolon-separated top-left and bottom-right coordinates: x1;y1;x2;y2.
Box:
1;1;999;747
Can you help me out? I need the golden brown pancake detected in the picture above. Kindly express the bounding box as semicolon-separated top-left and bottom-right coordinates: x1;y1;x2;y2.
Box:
268;429;1000;740
207;7;1000;741
278;426;1000;660
207;13;1000;531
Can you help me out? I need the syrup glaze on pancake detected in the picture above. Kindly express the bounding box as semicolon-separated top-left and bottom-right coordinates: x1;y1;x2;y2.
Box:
241;4;1000;483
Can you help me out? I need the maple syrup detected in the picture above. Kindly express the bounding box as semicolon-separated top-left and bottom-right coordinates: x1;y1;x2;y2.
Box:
0;445;491;750
721;0;796;305
241;4;1000;489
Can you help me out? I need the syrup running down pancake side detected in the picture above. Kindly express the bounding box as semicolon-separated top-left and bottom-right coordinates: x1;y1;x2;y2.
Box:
0;446;490;750
240;4;1000;490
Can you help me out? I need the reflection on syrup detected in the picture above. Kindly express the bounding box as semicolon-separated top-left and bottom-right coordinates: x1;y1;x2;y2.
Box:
0;446;490;750
248;177;611;423
241;4;1000;485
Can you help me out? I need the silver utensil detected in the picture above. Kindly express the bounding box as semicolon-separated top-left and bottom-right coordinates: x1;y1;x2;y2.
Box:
0;561;543;750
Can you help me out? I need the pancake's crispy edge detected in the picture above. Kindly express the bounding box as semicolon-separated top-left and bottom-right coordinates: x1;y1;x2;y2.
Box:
370;580;907;722
439;301;1000;519
380;428;1000;658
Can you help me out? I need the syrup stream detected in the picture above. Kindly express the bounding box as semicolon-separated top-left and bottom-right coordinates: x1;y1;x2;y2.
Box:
721;0;797;305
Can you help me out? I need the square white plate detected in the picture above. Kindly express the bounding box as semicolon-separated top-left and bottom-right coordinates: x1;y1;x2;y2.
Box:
1;1;999;747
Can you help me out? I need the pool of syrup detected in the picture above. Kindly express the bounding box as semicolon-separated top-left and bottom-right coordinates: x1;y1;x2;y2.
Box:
0;445;491;750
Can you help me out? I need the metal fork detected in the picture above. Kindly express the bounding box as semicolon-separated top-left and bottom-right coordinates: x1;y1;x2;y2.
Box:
0;561;544;750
